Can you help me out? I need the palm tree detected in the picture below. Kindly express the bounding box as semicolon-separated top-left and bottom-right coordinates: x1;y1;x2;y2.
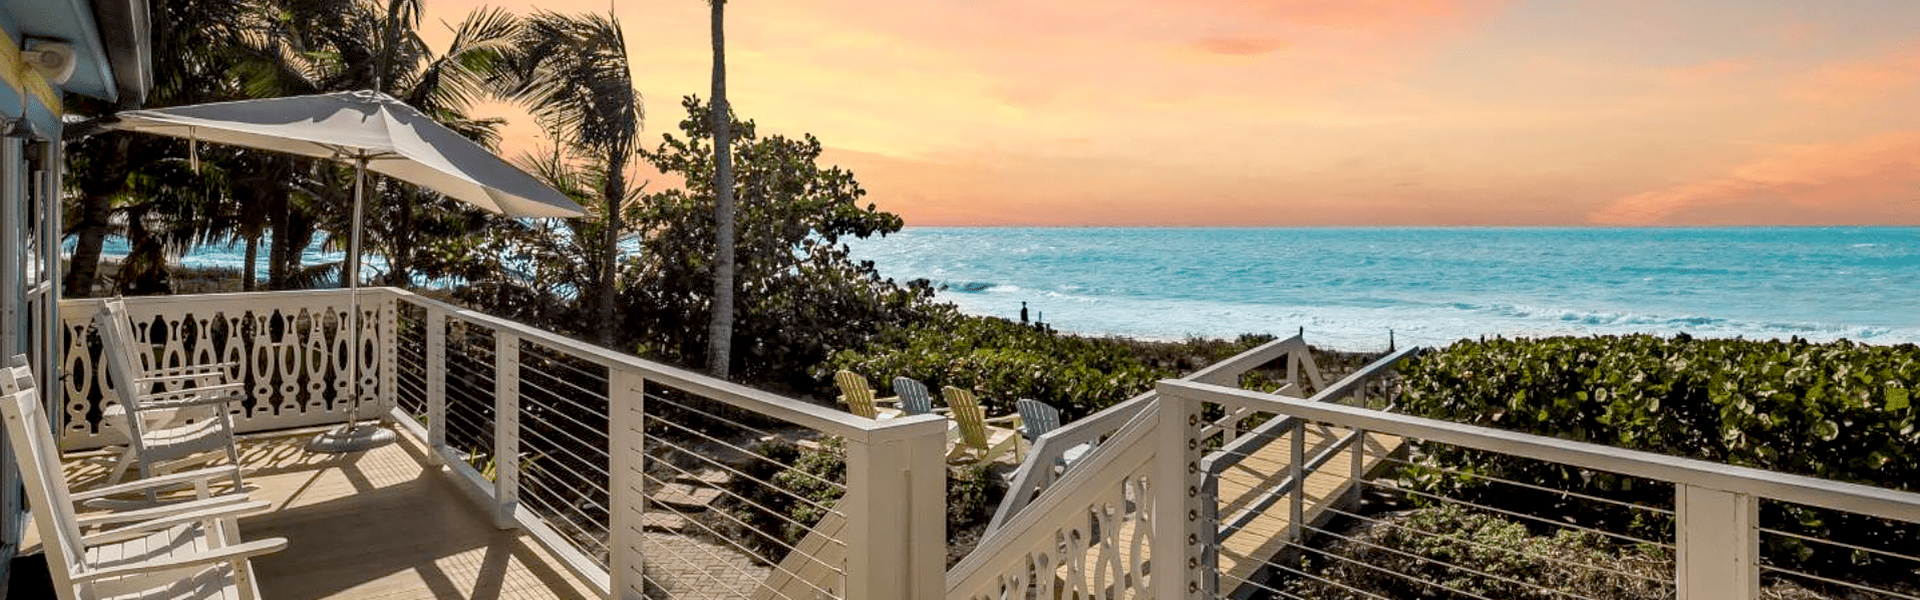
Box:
506;11;643;346
707;0;737;378
233;0;520;288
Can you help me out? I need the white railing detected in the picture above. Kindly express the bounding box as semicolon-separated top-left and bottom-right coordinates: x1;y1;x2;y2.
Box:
56;290;396;450
946;400;1162;600
382;289;951;600
1158;378;1920;600
988;335;1327;532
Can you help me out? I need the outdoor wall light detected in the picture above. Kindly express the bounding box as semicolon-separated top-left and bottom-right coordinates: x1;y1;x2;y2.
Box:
21;38;77;85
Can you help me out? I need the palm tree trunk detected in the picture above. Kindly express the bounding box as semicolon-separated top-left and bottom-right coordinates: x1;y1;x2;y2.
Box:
243;234;259;291
707;0;736;379
62;135;132;298
599;149;624;345
267;186;292;289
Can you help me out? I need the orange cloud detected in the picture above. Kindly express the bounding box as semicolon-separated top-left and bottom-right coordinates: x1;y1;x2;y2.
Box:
1189;37;1287;57
1591;131;1920;225
1792;45;1920;106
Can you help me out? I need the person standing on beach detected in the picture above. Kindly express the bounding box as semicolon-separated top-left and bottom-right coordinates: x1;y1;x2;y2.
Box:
1020;302;1029;325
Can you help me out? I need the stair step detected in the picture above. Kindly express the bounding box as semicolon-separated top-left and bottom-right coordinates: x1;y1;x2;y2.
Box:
651;483;723;510
640;512;691;531
675;469;732;487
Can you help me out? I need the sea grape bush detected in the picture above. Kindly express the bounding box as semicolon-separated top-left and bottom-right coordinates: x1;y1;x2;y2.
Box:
825;306;1166;419
1397;334;1920;582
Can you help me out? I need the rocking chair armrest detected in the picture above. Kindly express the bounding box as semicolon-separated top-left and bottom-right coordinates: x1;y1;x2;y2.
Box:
81;500;273;546
71;467;243;501
78;537;288;582
137;384;246;409
143;362;241;377
76;494;253;528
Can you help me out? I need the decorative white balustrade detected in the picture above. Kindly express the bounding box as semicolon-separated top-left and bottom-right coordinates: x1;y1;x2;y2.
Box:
57;290;395;450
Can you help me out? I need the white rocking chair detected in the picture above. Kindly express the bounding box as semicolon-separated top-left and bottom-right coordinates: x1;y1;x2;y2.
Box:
2;354;286;600
94;298;245;491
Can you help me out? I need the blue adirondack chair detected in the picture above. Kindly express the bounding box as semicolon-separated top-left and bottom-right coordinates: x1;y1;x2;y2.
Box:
1016;399;1091;465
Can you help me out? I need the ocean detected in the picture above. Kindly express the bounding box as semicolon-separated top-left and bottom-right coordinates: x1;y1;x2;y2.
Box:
108;227;1920;352
842;227;1920;351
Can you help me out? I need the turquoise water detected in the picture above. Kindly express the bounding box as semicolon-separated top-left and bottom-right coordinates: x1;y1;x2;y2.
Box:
843;227;1920;350
109;227;1920;351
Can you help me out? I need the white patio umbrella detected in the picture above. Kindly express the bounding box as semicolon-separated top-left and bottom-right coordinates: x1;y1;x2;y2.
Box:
112;90;584;452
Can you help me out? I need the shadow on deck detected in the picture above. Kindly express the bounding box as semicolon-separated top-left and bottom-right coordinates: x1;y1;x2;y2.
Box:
44;428;599;600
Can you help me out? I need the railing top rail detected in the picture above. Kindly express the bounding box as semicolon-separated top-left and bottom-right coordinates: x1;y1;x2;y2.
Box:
1184;333;1306;387
385;288;930;438
1160;378;1920;524
57;288;360;313
1203;345;1424;474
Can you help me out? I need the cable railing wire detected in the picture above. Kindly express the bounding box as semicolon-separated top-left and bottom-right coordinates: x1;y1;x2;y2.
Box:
1760;565;1920;600
1375;455;1676;515
631;468;848;575
1359;480;1675;549
1297;521;1615;600
643;415;848;497
641;438;849;529
643;391;778;440
633;480;843;600
1759;526;1920;565
1318;506;1672;586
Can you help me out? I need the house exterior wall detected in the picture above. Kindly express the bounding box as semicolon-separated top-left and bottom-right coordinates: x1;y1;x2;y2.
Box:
0;0;148;581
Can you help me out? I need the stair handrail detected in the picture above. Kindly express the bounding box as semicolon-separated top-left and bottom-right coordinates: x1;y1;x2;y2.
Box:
987;334;1317;532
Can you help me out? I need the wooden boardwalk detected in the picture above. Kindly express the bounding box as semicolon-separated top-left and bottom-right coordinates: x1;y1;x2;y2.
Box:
40;428;600;600
1214;425;1401;588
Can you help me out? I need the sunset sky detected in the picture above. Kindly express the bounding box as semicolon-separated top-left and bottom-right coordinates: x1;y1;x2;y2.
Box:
422;0;1920;226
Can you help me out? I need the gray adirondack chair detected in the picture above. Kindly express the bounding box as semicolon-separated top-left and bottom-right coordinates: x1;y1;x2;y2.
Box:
2;354;286;600
1015;398;1091;465
95;298;246;491
891;377;949;416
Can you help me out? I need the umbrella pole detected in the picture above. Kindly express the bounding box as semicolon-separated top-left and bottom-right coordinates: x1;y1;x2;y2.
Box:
312;156;396;452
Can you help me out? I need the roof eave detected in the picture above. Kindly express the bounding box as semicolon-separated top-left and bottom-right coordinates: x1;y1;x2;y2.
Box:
85;0;149;107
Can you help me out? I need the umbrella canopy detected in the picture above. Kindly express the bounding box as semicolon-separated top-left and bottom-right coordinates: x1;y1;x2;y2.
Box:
111;90;584;218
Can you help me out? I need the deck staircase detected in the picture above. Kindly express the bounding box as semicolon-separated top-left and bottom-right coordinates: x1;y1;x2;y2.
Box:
947;336;1417;600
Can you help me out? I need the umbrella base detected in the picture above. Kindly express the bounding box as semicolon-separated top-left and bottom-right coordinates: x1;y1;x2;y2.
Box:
308;422;398;453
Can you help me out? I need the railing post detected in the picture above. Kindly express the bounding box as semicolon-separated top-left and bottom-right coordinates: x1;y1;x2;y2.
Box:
608;369;646;600
1288;420;1305;542
1677;484;1758;600
1154;385;1205;600
1348;428;1366;505
843;416;948;600
492;331;520;528
423;306;446;465
378;292;397;414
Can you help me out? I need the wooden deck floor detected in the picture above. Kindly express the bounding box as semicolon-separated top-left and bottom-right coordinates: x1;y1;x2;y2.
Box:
42;428;600;600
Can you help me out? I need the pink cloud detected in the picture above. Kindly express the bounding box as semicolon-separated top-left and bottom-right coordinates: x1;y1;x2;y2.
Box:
1590;131;1920;225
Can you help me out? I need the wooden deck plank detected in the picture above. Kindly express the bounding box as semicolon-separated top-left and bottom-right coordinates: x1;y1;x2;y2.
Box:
42;428;601;600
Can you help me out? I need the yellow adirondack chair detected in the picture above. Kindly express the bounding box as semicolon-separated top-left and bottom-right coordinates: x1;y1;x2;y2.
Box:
941;386;1023;465
833;371;902;419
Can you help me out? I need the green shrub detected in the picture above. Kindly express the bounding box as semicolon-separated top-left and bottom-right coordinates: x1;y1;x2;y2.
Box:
825;306;1167;418
1397;335;1920;584
1285;505;1672;600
